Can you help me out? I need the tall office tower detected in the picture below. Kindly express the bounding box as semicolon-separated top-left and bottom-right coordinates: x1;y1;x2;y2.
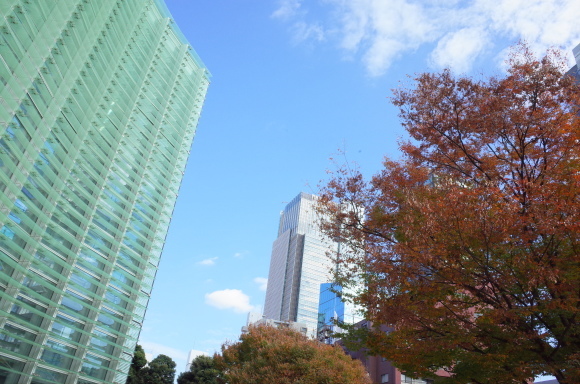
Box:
263;192;338;338
0;1;209;383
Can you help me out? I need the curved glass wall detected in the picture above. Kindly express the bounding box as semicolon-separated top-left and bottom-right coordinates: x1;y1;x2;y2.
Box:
0;1;209;383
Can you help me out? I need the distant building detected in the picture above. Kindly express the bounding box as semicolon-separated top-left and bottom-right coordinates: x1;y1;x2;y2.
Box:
317;283;363;344
263;192;339;338
246;311;263;325
346;351;436;384
340;321;449;384
0;1;209;383
243;313;310;336
185;350;208;371
566;43;580;81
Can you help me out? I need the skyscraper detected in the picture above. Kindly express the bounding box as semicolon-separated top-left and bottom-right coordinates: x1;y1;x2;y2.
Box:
566;43;580;81
263;192;338;337
0;1;209;383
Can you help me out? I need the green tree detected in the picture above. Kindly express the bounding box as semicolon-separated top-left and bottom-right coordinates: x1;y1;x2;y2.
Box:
126;344;147;384
177;355;220;384
318;44;580;384
141;354;176;384
215;325;371;384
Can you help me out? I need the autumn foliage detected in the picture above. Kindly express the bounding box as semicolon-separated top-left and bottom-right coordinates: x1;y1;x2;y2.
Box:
318;45;580;384
215;325;371;384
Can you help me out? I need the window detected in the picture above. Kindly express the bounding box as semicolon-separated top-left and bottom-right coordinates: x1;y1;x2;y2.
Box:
0;323;36;356
61;290;92;317
78;380;99;384
70;267;99;293
21;273;55;300
51;313;83;343
97;307;122;332
89;328;116;355
9;295;47;327
381;374;389;383
0;355;26;382
32;366;67;384
81;353;110;380
401;375;429;384
40;339;76;369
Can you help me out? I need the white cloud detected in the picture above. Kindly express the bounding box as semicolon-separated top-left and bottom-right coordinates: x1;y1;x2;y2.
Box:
253;277;268;291
233;251;248;259
198;257;218;266
272;0;302;20
430;27;490;74
290;21;325;43
273;0;580;75
205;289;254;313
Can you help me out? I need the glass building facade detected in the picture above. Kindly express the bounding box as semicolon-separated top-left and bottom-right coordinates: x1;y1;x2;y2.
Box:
567;43;580;81
263;193;338;338
0;1;209;383
317;283;363;344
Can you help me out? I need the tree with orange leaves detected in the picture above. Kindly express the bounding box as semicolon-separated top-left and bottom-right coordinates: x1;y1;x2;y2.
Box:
318;44;580;384
214;325;371;384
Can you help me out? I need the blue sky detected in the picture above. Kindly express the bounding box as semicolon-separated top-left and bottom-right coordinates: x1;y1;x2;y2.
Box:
138;0;580;373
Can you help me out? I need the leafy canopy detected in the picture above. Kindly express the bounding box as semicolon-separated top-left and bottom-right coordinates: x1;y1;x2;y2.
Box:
125;347;176;384
126;344;147;384
141;354;176;384
215;325;371;384
318;44;580;384
177;355;220;384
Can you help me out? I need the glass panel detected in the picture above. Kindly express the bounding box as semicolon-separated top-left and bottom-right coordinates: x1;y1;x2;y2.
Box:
33;250;64;275
50;313;83;343
81;353;110;380
9;295;47;327
78;380;99;384
104;286;128;309
78;247;106;271
21;273;55;300
96;311;121;332
32;366;67;384
0;256;15;285
89;328;117;356
0;356;26;382
70;267;99;294
0;323;36;356
40;339;77;370
60;290;92;318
